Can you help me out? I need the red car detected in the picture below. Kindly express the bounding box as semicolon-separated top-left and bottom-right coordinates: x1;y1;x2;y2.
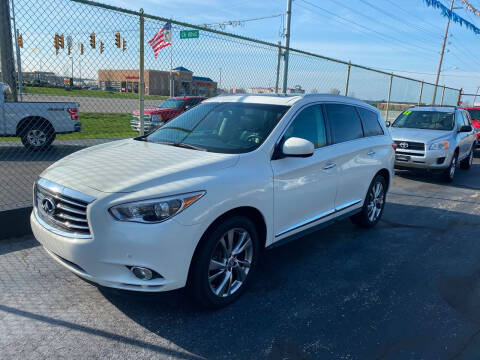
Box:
131;96;206;133
462;107;480;147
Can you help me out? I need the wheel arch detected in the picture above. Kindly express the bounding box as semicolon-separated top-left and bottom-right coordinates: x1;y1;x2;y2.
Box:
375;168;391;191
16;116;53;136
187;206;267;280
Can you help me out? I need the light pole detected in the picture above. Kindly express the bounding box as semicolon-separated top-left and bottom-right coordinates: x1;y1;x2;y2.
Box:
473;86;480;106
282;0;292;93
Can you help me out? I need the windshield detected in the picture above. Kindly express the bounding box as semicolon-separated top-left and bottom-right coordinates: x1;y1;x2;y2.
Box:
158;98;184;109
145;102;290;154
392;110;454;131
466;109;480;120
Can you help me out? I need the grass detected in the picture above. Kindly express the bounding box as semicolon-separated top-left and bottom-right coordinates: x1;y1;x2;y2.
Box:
24;86;168;100
0;112;137;142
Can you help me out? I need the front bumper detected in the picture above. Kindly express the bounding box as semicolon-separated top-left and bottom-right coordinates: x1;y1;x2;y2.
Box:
394;149;453;170
31;209;205;292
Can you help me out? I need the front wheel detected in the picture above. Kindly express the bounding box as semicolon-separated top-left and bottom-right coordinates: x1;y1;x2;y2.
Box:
442;154;457;182
188;216;260;308
350;175;387;228
460;148;474;170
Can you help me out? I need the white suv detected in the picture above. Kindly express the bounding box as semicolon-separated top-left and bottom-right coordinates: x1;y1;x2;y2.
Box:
31;94;395;308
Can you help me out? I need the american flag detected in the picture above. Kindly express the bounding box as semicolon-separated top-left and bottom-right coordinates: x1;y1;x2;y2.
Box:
148;22;172;58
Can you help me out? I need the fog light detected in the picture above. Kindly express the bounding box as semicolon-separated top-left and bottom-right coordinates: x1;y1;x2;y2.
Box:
437;157;446;164
131;266;153;280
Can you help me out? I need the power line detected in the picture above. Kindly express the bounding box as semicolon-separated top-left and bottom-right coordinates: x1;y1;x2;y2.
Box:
202;13;283;30
298;0;442;58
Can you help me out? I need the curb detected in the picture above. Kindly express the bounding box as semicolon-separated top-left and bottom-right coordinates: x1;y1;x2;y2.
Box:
0;207;33;240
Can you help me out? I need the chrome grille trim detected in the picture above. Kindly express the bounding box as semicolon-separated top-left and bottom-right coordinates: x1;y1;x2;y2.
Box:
34;178;95;239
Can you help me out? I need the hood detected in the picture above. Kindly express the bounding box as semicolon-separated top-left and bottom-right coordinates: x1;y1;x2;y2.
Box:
389;127;453;144
41;139;239;193
132;108;178;115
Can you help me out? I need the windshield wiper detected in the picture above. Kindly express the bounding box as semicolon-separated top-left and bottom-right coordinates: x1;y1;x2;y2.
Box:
173;142;207;151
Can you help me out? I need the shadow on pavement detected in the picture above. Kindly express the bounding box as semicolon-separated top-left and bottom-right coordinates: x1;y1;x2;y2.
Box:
0;145;86;162
93;202;480;359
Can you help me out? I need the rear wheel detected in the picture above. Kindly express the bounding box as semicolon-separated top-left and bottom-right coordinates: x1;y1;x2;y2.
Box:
188;216;260;308
20;119;55;151
442;153;457;182
460;148;474;170
350;175;386;228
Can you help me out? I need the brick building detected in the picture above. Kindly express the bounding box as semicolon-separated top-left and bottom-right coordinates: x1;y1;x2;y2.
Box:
97;66;217;96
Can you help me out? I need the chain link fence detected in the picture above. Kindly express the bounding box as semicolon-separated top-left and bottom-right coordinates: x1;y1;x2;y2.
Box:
0;0;463;211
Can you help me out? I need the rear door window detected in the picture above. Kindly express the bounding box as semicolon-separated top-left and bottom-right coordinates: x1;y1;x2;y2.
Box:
356;107;384;137
325;104;364;144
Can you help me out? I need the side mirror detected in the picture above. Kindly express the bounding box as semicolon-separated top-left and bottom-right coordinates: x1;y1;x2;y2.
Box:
184;105;191;111
282;137;314;158
459;125;472;133
385;121;391;127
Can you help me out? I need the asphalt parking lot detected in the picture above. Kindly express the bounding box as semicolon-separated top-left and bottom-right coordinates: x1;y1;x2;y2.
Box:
1;157;480;359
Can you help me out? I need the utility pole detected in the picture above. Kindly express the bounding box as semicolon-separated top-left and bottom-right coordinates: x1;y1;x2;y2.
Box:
433;0;454;104
282;0;292;94
11;0;23;99
275;41;282;94
473;86;479;106
0;0;18;101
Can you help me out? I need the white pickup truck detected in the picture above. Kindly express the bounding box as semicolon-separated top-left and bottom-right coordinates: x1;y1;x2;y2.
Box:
0;82;81;150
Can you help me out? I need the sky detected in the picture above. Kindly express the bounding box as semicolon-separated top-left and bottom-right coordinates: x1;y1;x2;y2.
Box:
98;0;480;94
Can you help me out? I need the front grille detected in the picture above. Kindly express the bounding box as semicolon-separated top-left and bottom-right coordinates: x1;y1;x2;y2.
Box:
394;140;425;151
34;179;95;238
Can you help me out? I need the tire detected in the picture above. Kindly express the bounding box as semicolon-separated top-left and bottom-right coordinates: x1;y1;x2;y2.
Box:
460;148;474;170
350;175;387;228
20;118;55;151
442;153;458;182
188;216;260;308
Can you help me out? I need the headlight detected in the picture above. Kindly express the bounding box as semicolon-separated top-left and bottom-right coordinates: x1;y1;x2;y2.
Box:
429;140;450;150
109;191;205;223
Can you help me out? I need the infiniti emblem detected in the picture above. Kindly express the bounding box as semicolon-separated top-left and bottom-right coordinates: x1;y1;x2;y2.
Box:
399;142;409;149
41;198;56;214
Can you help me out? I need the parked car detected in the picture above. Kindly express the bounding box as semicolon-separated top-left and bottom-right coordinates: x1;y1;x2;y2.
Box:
462;107;480;147
0;82;81;150
101;86;117;92
31;94;394;308
88;86;100;91
131;96;206;134
388;106;476;182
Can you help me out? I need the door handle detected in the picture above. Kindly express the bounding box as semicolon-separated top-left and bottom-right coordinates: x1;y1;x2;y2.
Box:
367;150;376;156
323;162;336;170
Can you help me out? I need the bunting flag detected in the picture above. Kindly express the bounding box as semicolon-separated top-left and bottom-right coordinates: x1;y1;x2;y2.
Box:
459;0;480;18
422;0;480;35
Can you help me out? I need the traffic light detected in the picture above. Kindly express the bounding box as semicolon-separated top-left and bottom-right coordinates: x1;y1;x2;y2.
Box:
54;34;59;55
90;33;96;49
122;39;126;52
59;34;64;49
67;45;71;56
115;32;121;48
100;41;104;54
80;44;84;55
17;34;23;48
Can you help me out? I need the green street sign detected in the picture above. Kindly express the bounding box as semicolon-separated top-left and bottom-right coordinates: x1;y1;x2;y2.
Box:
180;30;199;39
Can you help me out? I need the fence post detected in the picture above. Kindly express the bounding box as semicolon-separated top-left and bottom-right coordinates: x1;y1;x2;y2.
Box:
0;0;18;101
385;73;393;122
344;60;351;96
458;88;463;106
139;8;145;136
440;85;445;106
275;41;281;94
418;81;424;106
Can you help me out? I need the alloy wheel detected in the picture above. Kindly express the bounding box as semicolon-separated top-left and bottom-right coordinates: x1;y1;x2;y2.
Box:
27;129;47;147
450;156;456;178
367;182;384;223
208;228;253;298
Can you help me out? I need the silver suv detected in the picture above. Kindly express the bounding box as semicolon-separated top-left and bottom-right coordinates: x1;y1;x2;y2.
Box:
388;106;476;182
